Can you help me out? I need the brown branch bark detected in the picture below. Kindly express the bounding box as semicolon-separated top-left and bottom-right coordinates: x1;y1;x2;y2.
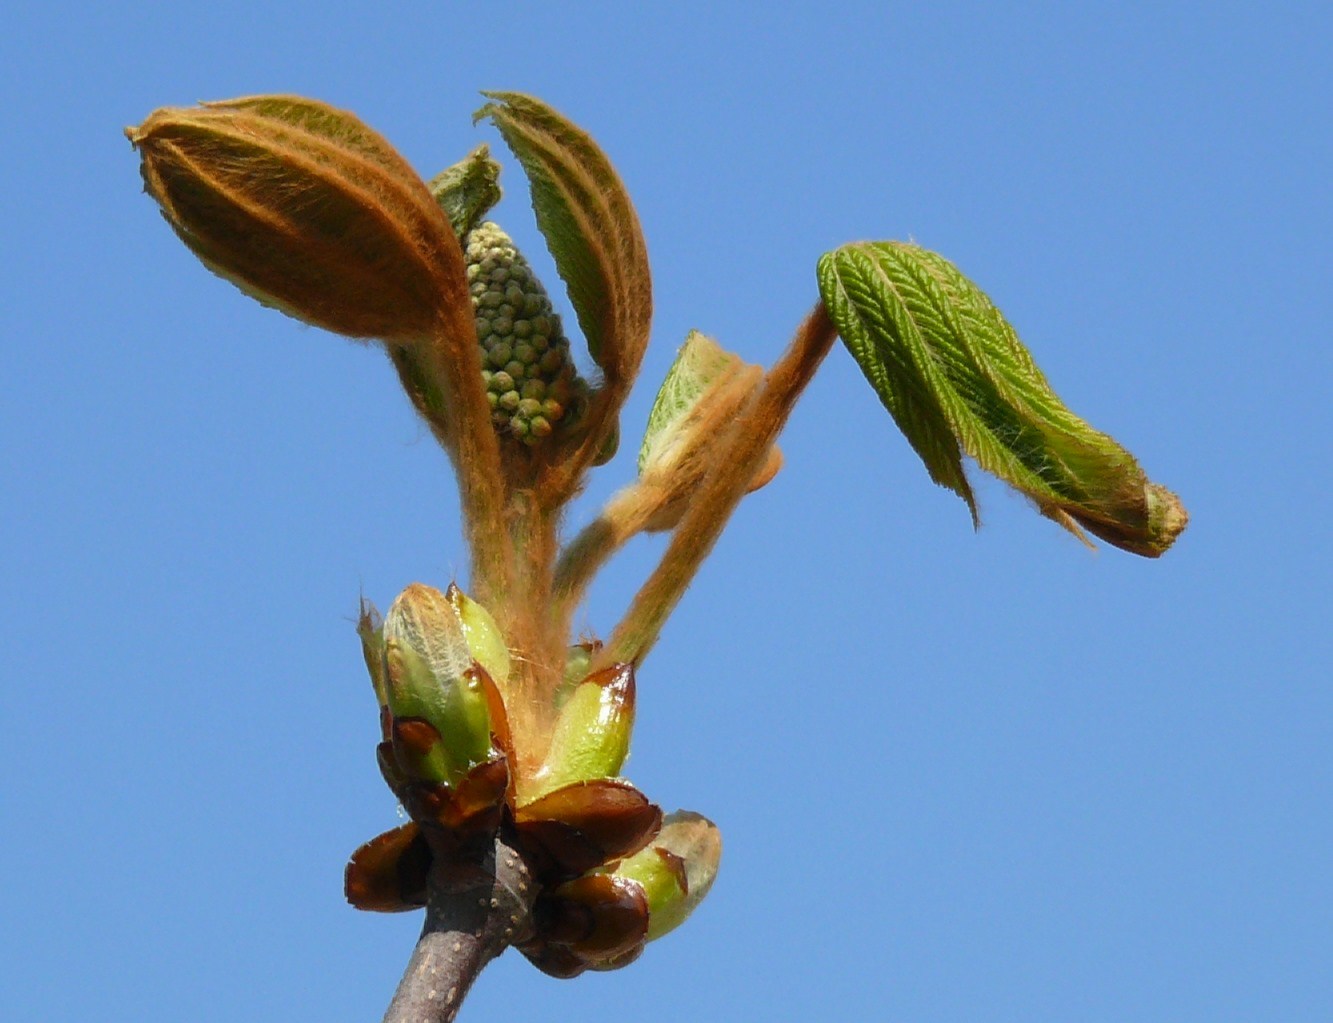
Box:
381;831;536;1023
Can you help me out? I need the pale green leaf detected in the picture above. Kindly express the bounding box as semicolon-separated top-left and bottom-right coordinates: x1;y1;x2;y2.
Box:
632;330;776;532
638;330;743;475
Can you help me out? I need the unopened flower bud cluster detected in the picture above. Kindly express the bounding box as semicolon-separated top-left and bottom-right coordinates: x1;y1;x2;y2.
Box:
465;222;587;445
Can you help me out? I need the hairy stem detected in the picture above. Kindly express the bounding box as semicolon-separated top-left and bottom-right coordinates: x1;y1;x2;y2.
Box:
381;831;535;1023
386;327;515;611
550;485;659;639
597;303;837;669
536;381;626;512
430;325;516;610
500;489;565;771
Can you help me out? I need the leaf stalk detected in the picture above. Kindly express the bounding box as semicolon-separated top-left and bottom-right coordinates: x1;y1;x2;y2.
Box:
597;303;838;669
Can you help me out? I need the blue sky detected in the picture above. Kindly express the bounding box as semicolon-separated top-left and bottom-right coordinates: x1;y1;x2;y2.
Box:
4;2;1330;1020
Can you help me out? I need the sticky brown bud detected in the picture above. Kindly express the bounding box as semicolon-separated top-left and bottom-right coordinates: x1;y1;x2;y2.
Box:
127;95;467;343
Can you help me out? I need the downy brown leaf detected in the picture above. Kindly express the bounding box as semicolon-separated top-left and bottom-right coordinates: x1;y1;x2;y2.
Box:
128;95;469;344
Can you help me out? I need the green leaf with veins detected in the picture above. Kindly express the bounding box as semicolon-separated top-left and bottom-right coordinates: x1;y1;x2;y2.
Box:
638;330;744;475
818;241;1186;557
474;91;651;388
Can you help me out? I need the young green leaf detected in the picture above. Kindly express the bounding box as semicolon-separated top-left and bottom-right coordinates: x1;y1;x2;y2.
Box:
818;242;1187;556
635;330;780;530
427;144;503;240
639;331;745;475
473;92;651;391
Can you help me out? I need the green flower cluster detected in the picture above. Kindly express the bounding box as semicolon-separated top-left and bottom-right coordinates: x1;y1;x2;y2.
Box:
465;221;587;445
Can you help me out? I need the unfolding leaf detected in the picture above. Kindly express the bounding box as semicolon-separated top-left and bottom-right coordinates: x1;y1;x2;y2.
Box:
818;242;1187;556
474;92;651;388
639;331;741;473
128;95;467;343
636;330;781;530
427;144;503;239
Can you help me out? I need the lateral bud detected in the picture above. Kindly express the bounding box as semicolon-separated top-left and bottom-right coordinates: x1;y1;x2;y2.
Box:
610;810;721;942
528;662;636;800
381;582;501;786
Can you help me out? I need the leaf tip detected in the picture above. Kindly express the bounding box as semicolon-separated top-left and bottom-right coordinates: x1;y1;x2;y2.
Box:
473;90;527;126
1135;483;1190;557
472;92;502;126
